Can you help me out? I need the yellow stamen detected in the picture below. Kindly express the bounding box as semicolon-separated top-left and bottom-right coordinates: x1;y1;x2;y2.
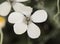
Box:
0;17;5;22
0;16;6;28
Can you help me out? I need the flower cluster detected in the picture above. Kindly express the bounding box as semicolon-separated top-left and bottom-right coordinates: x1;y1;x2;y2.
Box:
0;0;48;39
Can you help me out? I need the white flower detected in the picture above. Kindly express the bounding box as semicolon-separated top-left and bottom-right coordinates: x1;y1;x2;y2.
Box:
8;5;48;39
0;0;28;16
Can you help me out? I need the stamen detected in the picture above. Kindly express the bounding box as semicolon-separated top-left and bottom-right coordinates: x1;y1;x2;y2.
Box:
0;16;6;28
6;0;16;6
26;17;31;25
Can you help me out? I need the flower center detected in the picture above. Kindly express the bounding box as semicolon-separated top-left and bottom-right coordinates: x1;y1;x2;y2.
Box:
7;0;16;5
26;17;30;22
25;17;31;25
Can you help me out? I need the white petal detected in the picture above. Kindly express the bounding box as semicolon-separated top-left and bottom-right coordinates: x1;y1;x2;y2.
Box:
27;22;41;39
13;3;32;17
13;22;27;34
31;10;48;23
15;0;28;2
0;1;11;16
8;12;25;24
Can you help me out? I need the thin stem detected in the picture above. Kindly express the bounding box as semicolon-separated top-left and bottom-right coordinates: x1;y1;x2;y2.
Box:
53;0;60;25
0;28;3;44
57;0;59;13
53;0;60;19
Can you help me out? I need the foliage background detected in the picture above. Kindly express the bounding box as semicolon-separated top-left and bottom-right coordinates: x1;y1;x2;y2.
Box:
0;0;60;44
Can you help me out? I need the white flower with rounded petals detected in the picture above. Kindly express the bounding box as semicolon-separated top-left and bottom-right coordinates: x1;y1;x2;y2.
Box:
8;5;48;39
0;0;28;16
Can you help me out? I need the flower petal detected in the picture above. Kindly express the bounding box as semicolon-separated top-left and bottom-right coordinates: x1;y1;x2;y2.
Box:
27;22;41;39
8;12;25;24
13;22;27;34
13;3;32;17
31;10;48;23
15;0;28;2
0;1;11;16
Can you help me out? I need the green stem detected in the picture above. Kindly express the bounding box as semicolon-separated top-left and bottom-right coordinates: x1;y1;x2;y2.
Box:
53;0;60;26
0;28;3;44
53;0;60;19
57;0;59;13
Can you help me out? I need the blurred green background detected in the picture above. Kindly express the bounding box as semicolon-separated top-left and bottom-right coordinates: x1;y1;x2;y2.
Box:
0;0;60;44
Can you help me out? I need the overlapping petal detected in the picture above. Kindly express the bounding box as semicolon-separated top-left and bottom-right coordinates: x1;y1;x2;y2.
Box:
13;3;33;17
13;22;27;34
31;10;47;23
8;12;25;24
27;22;41;39
0;1;11;16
